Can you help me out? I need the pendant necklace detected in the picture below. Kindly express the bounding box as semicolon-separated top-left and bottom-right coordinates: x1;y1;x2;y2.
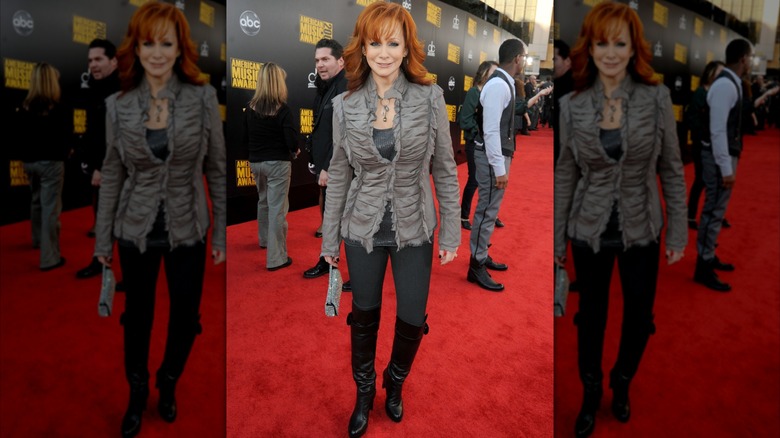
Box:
604;95;617;123
378;96;390;122
151;96;164;123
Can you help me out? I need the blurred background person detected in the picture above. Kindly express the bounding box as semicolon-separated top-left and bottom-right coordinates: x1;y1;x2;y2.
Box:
92;3;226;437
243;62;298;271
15;62;71;271
554;3;687;436
457;60;497;230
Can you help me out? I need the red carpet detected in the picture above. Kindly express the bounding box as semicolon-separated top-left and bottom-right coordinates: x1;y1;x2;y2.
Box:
0;207;226;437
553;127;780;437
226;129;555;437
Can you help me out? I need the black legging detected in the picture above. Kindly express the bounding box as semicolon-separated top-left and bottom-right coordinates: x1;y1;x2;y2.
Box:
344;241;433;327
571;241;659;383
687;142;705;221
460;141;479;220
118;241;206;382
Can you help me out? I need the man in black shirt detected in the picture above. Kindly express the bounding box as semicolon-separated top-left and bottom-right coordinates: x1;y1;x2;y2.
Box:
302;39;351;290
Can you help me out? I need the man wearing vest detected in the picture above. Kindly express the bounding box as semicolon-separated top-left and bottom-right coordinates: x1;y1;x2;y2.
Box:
694;38;753;292
467;39;525;292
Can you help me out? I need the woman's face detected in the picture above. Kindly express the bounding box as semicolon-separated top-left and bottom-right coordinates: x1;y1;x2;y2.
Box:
364;24;407;84
136;23;180;83
589;21;634;83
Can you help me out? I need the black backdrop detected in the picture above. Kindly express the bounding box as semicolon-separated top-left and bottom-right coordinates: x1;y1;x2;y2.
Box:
225;0;513;225
0;0;226;225
554;0;742;155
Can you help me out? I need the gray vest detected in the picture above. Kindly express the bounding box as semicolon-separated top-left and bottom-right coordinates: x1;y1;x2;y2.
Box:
479;71;517;158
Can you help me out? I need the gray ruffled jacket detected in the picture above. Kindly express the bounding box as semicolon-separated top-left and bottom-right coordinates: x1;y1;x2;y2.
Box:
321;74;460;256
94;76;226;256
554;78;687;256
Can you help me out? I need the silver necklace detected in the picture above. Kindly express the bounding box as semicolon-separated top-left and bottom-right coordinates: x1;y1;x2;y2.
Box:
604;95;618;123
378;96;390;122
151;96;164;123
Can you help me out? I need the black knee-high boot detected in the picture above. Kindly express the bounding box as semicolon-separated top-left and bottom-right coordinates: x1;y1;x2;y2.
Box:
382;316;428;423
347;307;381;438
610;314;656;422
156;314;203;423
574;312;606;438
121;313;152;438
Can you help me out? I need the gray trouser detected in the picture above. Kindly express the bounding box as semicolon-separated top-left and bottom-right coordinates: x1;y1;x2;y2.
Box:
696;149;738;260
24;161;64;268
470;148;511;262
344;242;433;327
250;161;291;268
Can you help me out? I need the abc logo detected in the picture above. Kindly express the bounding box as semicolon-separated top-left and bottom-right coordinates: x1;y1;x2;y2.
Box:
12;10;34;36
240;10;261;36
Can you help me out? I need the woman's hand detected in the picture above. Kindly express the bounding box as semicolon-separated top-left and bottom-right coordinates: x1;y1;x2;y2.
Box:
554;255;566;267
97;255;111;268
324;255;339;266
212;249;225;265
666;249;684;265
439;250;457;265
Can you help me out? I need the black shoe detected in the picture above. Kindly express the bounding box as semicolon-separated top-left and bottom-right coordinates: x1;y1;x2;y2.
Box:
268;257;292;271
347;308;381;438
383;317;428;423
87;225;95;238
575;373;602;438
314;231;323;238
40;257;66;272
610;371;631;423
303;257;329;278
76;258;102;279
461;218;471;230
495;218;505;228
722;218;731;228
156;370;177;423
520;130;530;136
342;280;352;292
688;219;698;230
121;374;149;438
467;257;504;291
484;255;508;271
711;255;735;272
694;256;731;292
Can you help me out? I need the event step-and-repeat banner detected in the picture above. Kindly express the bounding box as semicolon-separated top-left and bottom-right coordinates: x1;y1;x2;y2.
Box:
0;0;226;226
555;0;743;156
225;0;514;225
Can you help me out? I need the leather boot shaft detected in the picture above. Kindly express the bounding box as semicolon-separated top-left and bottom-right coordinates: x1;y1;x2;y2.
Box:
347;306;381;438
383;316;428;422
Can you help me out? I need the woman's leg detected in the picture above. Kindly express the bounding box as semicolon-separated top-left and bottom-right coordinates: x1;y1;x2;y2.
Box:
343;243;389;438
610;242;660;422
117;244;164;437
383;242;434;422
262;161;292;268
157;241;207;422
250;162;269;249
24;163;42;249
688;144;704;224
36;161;64;268
461;142;479;223
571;244;617;437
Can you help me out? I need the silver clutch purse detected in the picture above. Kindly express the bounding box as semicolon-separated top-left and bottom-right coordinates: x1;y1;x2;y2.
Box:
98;264;116;317
554;264;569;317
325;264;343;317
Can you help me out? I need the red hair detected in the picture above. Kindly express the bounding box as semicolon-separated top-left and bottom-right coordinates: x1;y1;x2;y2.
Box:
570;1;657;92
343;1;432;93
116;1;205;92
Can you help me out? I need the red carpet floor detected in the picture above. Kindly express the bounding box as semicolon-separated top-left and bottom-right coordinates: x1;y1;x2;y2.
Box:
227;129;555;437
553;127;780;437
0;207;226;437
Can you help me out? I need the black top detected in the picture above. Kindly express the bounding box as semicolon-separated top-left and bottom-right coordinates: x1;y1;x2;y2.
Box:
371;127;397;247
243;103;298;163
599;128;622;247
15;102;72;162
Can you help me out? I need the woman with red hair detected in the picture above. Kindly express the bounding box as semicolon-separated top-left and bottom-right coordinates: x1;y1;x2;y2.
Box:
93;2;225;437
319;2;460;437
554;2;687;436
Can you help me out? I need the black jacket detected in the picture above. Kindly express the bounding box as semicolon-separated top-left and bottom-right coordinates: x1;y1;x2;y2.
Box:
15;101;72;162
309;69;347;174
